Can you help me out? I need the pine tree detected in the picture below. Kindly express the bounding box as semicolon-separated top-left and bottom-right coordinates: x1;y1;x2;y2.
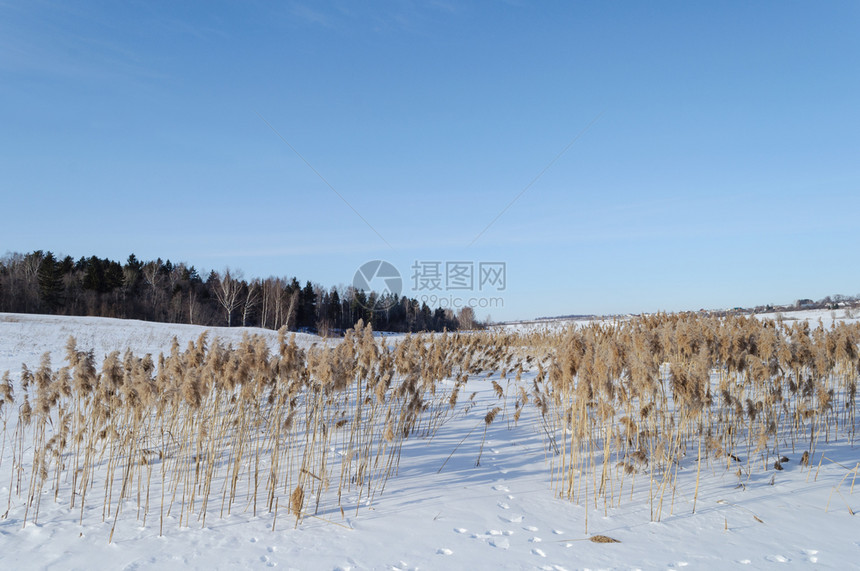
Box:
37;251;63;311
83;256;106;292
123;254;142;291
328;288;341;329
297;281;317;330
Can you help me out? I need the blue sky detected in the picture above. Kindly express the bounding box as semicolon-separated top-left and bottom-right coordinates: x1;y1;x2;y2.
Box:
2;1;858;321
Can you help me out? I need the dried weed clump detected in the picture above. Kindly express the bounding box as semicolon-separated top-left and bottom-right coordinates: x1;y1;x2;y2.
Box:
529;313;859;525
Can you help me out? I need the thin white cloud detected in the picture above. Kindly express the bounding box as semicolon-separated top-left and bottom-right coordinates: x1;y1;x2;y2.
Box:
0;3;162;83
289;3;331;27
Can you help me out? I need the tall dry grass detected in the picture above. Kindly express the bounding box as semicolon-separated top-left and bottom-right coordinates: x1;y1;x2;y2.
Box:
0;321;521;539
0;313;857;538
531;313;858;526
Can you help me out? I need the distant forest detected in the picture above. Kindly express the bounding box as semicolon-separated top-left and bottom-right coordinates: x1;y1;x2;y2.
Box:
0;251;464;334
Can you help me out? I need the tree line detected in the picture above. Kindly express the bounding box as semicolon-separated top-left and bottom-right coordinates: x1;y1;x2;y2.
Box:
0;251;464;334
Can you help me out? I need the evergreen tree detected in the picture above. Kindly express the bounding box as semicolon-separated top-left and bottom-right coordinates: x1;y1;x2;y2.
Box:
123;254;142;291
83;256;106;292
37;251;63;311
105;260;124;291
328;288;342;329
297;281;316;329
419;302;433;331
60;255;74;274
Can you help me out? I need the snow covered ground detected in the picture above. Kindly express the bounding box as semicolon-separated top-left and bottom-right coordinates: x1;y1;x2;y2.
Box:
1;313;858;570
499;307;860;334
753;308;860;328
0;313;328;374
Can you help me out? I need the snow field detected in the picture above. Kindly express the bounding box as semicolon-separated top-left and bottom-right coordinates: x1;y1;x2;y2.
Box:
0;312;858;570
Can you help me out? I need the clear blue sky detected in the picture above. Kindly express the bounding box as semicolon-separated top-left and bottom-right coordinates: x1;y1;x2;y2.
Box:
2;1;858;321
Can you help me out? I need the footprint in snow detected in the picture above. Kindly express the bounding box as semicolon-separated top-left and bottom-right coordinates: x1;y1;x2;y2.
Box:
454;528;468;534
492;484;510;492
498;502;510;509
489;537;510;549
766;555;790;563
803;549;818;563
531;548;547;557
436;548;453;556
472;529;513;542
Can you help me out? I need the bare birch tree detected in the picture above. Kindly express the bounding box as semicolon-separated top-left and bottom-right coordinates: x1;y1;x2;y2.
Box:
285;289;299;331
242;278;261;327
214;268;243;326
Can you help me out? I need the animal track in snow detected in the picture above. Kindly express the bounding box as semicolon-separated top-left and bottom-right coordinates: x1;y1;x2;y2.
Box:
531;548;546;557
334;557;361;571
473;529;514;542
492;484;510;492
436;548;453;556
